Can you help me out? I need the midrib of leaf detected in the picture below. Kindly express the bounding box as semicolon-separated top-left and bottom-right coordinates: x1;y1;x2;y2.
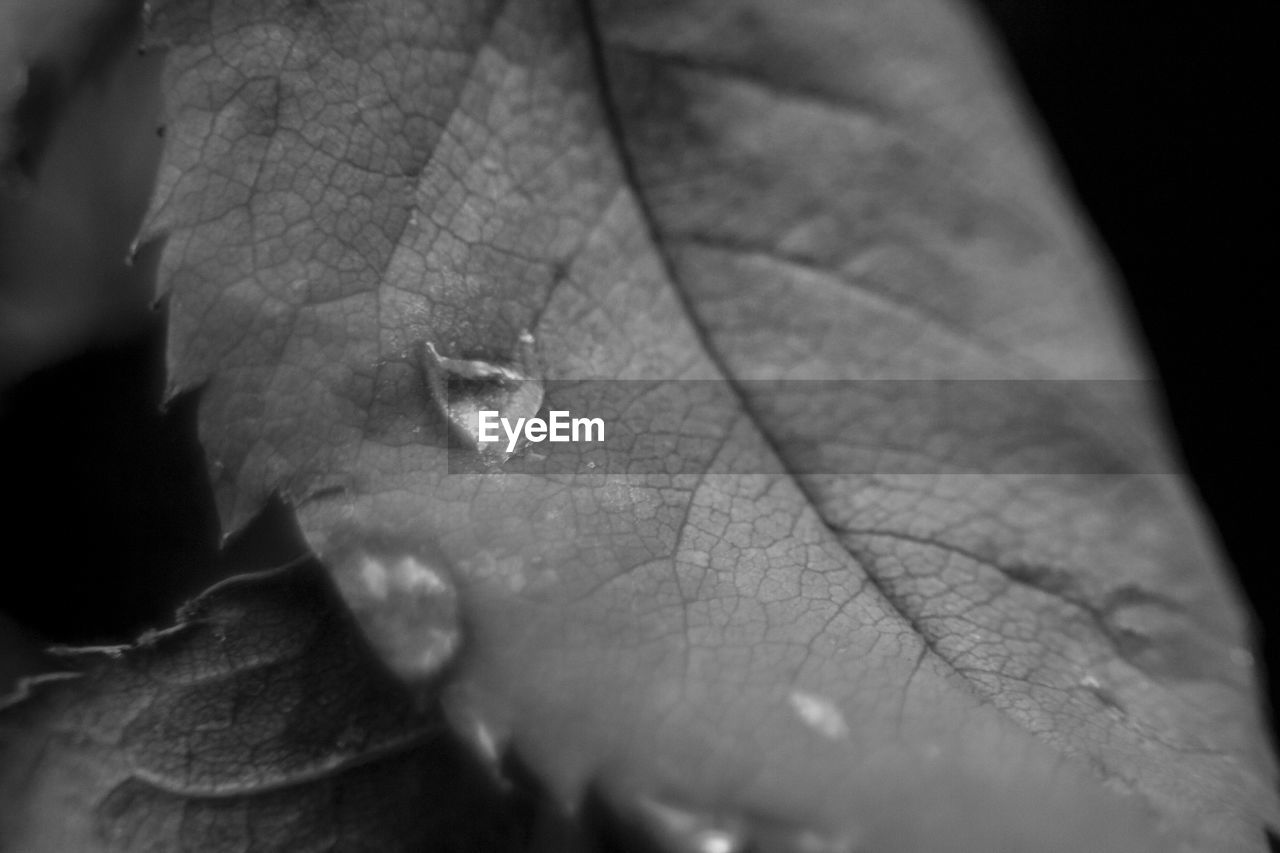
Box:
573;0;1060;720
571;12;1271;836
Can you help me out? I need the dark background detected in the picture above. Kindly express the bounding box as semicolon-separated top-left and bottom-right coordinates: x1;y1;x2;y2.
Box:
2;1;1273;726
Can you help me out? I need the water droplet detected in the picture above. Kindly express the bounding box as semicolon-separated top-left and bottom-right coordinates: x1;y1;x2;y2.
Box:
700;835;738;853
327;540;461;684
1078;671;1124;712
633;798;747;853
416;337;543;460
1229;646;1255;668
441;685;510;782
788;690;849;739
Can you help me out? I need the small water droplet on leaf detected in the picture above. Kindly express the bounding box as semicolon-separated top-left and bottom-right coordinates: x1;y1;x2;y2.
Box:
632;798;748;853
441;684;511;785
416;333;542;461
788;689;849;740
326;538;461;686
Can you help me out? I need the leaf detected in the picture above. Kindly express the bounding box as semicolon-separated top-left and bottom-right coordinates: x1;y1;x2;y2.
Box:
42;0;1272;849
0;562;525;852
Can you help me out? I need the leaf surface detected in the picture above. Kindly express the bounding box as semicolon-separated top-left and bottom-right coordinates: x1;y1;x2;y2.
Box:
14;0;1276;850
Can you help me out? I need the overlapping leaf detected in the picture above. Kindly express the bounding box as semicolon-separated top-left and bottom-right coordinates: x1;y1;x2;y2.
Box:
0;563;526;852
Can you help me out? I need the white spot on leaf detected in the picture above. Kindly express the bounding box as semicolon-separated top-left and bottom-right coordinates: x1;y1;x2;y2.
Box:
634;798;746;853
788;689;849;739
441;685;510;782
331;548;460;684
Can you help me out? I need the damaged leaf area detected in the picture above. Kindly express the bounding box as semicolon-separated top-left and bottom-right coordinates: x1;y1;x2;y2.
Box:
3;0;1276;851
